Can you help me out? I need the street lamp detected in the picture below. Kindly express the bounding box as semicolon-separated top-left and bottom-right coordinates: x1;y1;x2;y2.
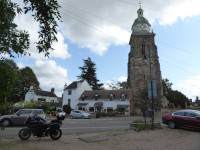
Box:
143;48;154;129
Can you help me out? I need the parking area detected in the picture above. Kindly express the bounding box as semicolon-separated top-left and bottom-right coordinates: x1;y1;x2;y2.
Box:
0;127;200;150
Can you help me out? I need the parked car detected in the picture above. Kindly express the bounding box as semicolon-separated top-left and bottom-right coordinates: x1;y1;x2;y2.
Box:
70;110;91;119
162;109;200;131
0;109;46;127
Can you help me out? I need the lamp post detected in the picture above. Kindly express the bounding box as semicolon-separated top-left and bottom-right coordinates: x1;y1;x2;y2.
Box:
144;48;154;129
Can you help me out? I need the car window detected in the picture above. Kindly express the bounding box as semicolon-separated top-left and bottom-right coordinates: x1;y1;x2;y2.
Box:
185;112;196;118
33;110;44;115
195;111;200;116
19;110;32;115
173;112;184;116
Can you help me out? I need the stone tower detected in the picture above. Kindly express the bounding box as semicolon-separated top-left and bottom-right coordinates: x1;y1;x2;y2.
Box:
127;8;163;108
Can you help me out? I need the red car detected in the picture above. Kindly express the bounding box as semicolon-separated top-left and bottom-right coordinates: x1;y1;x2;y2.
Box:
162;109;200;131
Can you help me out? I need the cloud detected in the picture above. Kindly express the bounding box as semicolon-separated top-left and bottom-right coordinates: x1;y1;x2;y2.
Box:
174;74;200;100
32;60;71;97
14;11;71;60
13;0;200;57
17;62;25;69
57;0;200;55
103;76;127;90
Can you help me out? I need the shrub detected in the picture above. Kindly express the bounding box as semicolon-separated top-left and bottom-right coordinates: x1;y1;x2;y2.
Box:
107;112;116;117
63;105;71;114
133;119;144;123
46;111;51;114
135;124;151;132
96;111;101;118
114;110;120;114
191;107;200;110
100;112;107;117
168;103;175;109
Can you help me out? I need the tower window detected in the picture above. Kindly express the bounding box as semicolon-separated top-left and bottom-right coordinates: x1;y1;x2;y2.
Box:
142;43;145;56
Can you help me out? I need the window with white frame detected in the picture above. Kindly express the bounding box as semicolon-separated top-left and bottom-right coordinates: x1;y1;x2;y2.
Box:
121;93;126;101
68;99;71;106
109;93;114;100
68;90;72;95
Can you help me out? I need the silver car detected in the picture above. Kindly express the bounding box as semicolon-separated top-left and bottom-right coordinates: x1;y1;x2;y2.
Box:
0;109;46;127
70;110;91;119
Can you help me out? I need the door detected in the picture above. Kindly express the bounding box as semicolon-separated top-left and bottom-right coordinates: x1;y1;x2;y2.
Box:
12;110;32;125
184;112;200;130
173;111;185;128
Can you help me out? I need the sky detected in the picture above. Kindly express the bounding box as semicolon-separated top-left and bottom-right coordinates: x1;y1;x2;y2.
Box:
6;0;200;100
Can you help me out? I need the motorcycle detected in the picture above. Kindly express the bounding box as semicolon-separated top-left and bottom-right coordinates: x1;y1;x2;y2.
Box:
18;113;65;140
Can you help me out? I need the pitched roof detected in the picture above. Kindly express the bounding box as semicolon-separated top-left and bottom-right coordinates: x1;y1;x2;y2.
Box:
79;89;133;100
33;88;57;97
65;81;84;90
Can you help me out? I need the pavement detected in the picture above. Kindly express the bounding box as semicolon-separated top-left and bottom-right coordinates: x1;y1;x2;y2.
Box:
0;125;200;150
0;115;200;150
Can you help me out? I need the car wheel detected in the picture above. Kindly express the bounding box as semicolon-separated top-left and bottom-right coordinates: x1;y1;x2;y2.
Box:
168;121;175;129
81;116;85;119
2;119;11;127
70;115;73;119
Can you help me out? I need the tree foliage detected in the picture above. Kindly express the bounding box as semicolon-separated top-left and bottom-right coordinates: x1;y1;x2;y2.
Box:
63;104;71;114
0;59;40;103
162;79;190;108
77;57;103;90
16;67;40;101
107;80;128;90
0;59;18;102
0;0;61;58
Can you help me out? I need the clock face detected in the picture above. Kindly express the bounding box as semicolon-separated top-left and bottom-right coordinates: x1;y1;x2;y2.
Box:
132;24;150;32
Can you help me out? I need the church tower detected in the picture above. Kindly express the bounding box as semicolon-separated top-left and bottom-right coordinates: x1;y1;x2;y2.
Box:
127;7;163;108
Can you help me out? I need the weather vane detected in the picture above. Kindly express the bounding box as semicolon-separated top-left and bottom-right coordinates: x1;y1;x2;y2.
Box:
139;0;142;8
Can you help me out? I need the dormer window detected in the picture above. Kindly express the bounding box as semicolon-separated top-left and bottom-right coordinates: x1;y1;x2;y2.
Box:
94;93;99;100
81;94;86;101
109;93;114;101
121;93;126;101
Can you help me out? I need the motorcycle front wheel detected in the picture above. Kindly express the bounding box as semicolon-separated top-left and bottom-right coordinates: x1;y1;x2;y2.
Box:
50;129;62;140
18;128;31;140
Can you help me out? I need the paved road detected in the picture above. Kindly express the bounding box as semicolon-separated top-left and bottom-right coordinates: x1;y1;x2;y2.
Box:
0;116;162;138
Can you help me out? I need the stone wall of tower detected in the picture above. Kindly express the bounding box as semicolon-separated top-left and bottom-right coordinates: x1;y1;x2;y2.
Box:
127;32;163;106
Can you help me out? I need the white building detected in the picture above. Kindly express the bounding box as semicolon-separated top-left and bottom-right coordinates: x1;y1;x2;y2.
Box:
62;80;92;109
25;86;58;103
78;89;134;115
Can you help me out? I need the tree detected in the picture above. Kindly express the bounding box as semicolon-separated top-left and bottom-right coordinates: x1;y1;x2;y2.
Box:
118;81;128;89
162;78;173;96
0;59;18;103
107;80;128;90
162;79;190;108
16;67;40;101
77;57;103;90
0;0;62;58
0;59;40;103
63;104;71;114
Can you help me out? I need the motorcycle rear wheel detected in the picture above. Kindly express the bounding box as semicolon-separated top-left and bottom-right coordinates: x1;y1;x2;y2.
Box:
18;129;31;140
50;129;62;140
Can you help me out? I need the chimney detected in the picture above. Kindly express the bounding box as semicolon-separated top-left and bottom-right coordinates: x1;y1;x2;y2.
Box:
51;88;55;93
64;83;67;89
196;96;199;101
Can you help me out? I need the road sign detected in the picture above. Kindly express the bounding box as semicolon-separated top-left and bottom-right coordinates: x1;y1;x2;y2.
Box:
148;80;157;99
